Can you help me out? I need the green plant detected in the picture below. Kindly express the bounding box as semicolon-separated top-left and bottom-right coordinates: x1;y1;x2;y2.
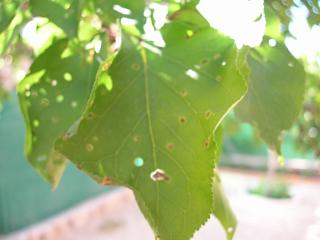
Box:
1;0;318;239
249;179;291;199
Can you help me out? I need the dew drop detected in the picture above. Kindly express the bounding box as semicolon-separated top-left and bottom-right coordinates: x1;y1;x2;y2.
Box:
85;143;94;152
33;119;40;128
64;72;73;81
56;95;64;103
150;169;169;182
134;157;144;167
51;80;58;86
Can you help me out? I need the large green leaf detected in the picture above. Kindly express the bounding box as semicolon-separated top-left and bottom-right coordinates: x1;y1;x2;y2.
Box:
56;10;247;239
17;40;99;188
213;172;237;240
30;0;84;38
235;39;305;153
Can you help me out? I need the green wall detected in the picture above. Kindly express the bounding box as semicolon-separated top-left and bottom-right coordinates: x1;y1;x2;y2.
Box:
0;94;110;234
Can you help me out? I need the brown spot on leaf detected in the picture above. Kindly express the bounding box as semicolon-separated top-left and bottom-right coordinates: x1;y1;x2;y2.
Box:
166;143;175;151
179;116;187;124
100;177;115;186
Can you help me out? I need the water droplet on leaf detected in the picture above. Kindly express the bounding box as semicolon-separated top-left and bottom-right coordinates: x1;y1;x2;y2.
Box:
64;72;72;81
33;119;40;128
56;95;64;103
134;157;144;167
51;80;58;86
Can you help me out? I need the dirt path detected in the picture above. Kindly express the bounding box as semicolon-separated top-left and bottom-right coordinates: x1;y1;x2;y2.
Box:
2;170;320;240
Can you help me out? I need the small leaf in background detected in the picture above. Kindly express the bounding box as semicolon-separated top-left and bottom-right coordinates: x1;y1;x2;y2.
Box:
29;0;84;38
213;173;237;240
56;9;247;240
17;40;99;188
0;0;22;33
235;38;305;153
94;0;146;31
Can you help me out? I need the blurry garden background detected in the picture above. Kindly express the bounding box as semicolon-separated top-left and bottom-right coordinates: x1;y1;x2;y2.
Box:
1;0;320;239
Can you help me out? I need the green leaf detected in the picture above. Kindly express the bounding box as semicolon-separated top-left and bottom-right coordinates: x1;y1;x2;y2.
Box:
213;173;237;240
30;0;84;38
56;11;247;239
235;39;305;153
94;0;146;29
17;40;99;188
0;0;21;33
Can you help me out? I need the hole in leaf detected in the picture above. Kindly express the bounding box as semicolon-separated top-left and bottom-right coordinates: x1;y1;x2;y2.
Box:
33;119;40;128
51;80;58;86
56;95;64;103
186;30;194;38
134;157;144;167
150;169;169;182
185;69;199;80
221;61;227;66
288;62;294;67
25;90;31;97
71;101;78;108
268;39;277;47
64;72;73;82
228;227;234;233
